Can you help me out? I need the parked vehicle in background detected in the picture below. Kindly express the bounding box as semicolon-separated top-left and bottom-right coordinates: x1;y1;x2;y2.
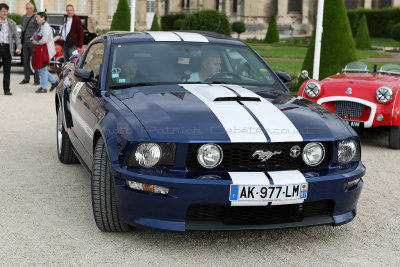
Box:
298;61;400;149
47;12;97;72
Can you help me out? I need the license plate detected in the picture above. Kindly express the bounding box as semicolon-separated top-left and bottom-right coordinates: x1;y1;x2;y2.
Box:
345;120;364;128
229;184;308;202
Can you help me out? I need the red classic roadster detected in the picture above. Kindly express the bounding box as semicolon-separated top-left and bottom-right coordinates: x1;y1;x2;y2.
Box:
298;62;400;149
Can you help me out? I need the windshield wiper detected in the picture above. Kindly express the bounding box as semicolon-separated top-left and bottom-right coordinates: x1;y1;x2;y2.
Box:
109;83;155;89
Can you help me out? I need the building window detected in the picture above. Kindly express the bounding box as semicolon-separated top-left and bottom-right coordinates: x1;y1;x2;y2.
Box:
6;0;16;13
288;0;302;14
108;0;118;20
147;0;156;12
345;0;365;9
233;0;238;13
372;0;392;8
78;0;88;13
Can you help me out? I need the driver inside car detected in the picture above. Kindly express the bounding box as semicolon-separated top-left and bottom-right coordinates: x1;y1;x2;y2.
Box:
188;49;221;82
118;58;138;83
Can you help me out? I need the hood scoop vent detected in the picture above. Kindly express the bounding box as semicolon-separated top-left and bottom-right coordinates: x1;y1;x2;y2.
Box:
214;97;261;102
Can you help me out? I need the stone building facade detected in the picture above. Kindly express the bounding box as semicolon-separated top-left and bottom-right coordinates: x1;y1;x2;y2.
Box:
6;0;400;34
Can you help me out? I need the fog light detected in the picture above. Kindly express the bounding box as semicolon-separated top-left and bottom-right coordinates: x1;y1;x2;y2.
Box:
377;114;383;121
345;178;361;189
126;181;169;194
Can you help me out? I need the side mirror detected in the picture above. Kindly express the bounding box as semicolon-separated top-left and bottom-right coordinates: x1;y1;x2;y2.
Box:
276;71;292;83
75;68;93;81
301;70;310;80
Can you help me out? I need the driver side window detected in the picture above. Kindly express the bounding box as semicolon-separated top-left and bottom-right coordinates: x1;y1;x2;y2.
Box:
83;43;104;78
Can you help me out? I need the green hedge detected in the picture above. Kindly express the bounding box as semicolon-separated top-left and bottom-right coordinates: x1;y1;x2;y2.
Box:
183;10;231;35
161;13;186;31
301;0;357;82
110;0;131;31
9;14;22;25
150;14;160;31
264;15;279;43
355;14;371;49
348;7;400;38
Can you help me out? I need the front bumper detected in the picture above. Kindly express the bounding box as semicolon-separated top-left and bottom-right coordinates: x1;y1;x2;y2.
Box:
113;162;365;232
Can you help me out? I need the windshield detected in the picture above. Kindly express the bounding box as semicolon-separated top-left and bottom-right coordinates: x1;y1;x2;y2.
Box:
343;61;369;72
47;14;65;25
108;42;286;91
379;64;400;74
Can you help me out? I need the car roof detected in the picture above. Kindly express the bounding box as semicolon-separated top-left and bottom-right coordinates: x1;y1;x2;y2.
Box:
101;31;247;46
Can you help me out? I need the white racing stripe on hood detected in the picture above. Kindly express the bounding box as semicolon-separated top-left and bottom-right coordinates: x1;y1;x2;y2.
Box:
229;172;271;206
226;85;303;142
268;170;307;206
180;84;268;142
147;31;181;42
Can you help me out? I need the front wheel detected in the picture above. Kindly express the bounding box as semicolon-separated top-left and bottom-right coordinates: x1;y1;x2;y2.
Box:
91;137;131;232
389;126;400;149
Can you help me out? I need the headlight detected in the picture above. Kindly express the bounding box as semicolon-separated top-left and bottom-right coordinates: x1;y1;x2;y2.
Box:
305;81;321;98
134;143;161;168
338;139;359;163
376;86;393;103
302;142;325;166
197;144;223;169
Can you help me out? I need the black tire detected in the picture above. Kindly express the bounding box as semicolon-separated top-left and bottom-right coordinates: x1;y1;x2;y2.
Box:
389;126;400;149
57;106;79;163
91;137;131;232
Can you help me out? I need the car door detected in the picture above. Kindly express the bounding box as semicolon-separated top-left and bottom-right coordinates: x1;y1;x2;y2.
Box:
69;42;105;166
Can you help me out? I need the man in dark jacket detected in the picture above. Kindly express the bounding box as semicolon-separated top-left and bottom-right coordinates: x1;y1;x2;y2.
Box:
61;4;84;60
20;2;40;85
0;3;22;96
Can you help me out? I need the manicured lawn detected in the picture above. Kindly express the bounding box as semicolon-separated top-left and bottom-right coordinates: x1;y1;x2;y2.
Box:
371;38;400;47
250;43;391;59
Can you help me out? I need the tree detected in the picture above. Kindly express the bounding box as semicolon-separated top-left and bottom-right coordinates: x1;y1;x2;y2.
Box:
264;15;279;43
150;14;160;31
300;0;357;82
110;0;131;31
232;21;246;39
30;0;37;13
355;14;372;49
183;10;231;35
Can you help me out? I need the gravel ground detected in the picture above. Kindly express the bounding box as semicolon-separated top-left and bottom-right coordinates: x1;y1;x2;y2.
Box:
1;67;400;266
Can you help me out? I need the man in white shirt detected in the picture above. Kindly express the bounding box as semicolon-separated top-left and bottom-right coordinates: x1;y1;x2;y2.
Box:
0;3;21;96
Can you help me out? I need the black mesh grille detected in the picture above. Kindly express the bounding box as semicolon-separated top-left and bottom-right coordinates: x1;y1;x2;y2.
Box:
186;142;332;172
186;201;333;225
335;101;365;118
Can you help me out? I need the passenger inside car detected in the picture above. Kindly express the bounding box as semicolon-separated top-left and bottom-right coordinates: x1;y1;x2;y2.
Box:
188;49;221;82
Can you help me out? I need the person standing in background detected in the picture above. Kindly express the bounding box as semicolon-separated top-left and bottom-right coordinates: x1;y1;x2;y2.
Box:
32;12;57;93
61;4;83;60
0;3;22;96
20;2;40;85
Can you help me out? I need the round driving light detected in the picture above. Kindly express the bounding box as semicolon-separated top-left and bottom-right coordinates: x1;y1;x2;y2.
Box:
305;81;321;98
338;140;357;163
134;143;161;168
302;142;325;166
377;114;384;121
197;144;223;169
376;86;393;103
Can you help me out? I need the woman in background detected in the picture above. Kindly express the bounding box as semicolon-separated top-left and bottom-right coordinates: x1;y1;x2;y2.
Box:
32;12;57;93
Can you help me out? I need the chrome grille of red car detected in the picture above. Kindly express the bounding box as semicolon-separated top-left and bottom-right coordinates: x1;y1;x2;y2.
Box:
334;101;365;118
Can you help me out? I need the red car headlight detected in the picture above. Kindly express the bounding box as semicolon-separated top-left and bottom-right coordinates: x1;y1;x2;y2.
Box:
376;86;393;103
305;81;321;98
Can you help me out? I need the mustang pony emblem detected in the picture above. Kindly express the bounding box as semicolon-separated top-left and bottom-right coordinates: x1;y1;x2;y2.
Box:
252;150;282;162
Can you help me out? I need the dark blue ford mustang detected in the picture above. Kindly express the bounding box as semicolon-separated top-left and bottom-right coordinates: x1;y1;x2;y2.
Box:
55;31;365;232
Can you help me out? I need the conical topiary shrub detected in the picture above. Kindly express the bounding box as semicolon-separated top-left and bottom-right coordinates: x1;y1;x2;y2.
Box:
264;15;279;43
150;14;160;31
30;0;37;12
300;0;357;81
355;14;372;49
110;0;131;31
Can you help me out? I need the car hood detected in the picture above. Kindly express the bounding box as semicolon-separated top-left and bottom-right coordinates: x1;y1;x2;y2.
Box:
112;84;354;142
321;73;400;97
